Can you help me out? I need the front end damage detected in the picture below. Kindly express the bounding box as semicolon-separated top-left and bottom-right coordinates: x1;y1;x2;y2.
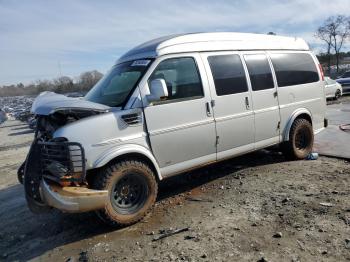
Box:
20;92;110;213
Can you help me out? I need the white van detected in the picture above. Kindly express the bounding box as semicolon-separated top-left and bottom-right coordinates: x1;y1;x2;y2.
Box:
20;32;327;226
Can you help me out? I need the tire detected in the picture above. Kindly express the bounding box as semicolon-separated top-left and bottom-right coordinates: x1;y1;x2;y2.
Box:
281;118;314;160
93;159;158;227
17;161;25;184
335;90;341;100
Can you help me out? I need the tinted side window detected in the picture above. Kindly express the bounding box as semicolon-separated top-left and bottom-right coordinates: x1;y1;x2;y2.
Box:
244;54;274;91
149;57;203;103
270;53;319;87
208;55;248;96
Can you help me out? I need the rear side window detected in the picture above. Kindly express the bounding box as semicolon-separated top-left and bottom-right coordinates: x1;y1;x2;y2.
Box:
270;53;319;87
244;54;274;91
208;55;248;96
149;57;203;103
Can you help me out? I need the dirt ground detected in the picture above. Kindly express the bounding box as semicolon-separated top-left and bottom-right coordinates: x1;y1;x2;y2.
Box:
1;100;350;262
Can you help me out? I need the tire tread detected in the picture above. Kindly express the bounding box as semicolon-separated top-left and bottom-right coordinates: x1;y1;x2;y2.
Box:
93;159;158;227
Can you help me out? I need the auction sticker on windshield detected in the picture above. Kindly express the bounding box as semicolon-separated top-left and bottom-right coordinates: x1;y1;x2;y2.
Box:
131;60;151;67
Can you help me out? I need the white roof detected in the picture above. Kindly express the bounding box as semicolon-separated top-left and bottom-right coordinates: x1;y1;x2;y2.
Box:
117;32;309;63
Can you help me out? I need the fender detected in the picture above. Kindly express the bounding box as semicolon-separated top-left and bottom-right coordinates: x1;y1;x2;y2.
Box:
283;108;312;141
93;144;163;180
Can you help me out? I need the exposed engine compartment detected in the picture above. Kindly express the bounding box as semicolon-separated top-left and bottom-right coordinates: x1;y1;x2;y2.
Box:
35;109;105;140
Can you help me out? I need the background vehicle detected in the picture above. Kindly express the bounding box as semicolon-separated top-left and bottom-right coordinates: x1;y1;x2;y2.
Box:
0;109;7;124
20;32;327;226
325;76;342;99
336;71;350;94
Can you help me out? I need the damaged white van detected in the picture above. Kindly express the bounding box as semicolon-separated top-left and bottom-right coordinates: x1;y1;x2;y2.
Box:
19;32;327;226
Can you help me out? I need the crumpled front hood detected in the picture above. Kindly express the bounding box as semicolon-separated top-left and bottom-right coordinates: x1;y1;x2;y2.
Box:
31;92;110;115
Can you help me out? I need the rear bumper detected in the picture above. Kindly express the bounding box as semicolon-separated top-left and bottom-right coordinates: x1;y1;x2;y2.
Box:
40;180;108;213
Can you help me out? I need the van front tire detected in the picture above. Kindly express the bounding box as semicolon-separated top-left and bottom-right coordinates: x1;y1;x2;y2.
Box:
281;118;314;160
93;159;158;227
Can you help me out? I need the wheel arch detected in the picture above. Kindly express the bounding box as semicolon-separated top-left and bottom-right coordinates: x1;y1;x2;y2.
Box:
283;108;313;141
92;144;162;181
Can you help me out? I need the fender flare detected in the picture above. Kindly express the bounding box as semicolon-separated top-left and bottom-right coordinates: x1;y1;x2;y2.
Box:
93;144;162;180
283;108;312;141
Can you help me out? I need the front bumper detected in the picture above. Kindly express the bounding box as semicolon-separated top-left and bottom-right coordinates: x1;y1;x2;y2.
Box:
40;180;108;213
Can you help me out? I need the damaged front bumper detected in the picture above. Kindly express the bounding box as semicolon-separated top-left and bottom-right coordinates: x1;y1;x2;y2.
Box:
23;139;108;213
40;180;108;213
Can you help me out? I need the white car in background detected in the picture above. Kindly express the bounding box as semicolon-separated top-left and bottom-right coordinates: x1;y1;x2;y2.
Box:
325;77;342;100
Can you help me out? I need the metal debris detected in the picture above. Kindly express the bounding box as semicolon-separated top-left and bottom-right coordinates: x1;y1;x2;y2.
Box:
152;227;190;242
319;202;334;207
185;196;213;202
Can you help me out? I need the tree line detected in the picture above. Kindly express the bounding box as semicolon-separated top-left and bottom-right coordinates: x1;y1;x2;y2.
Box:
317;51;350;66
0;70;103;97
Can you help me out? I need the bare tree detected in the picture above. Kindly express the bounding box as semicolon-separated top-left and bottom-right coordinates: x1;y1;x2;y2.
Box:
315;19;333;73
330;15;350;73
78;70;103;91
35;79;53;93
316;16;350;74
316;15;350;73
53;76;73;93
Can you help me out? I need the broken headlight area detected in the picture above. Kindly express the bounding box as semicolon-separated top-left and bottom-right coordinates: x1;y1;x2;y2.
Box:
39;138;86;187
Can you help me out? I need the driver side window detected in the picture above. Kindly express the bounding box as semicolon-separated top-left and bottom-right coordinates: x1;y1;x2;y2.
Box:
148;57;204;104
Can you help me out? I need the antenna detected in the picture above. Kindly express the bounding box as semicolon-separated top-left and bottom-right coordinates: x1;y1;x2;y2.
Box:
58;61;62;77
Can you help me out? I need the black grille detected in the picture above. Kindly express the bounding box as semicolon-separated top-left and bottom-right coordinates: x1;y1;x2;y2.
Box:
38;141;86;183
121;113;142;125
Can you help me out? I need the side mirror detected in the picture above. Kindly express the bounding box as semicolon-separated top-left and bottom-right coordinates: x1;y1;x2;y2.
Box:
146;79;168;103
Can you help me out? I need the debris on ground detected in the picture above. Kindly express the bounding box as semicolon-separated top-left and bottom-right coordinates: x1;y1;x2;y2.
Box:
339;124;350;132
152;227;190;242
306;152;319;160
185;196;213;202
273;232;283;238
319;202;334;207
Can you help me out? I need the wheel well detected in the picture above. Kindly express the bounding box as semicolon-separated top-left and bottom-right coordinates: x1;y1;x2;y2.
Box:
86;153;160;184
295;113;312;125
283;112;313;141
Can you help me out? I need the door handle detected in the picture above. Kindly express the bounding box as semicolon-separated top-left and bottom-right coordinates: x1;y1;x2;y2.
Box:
205;102;212;117
245;97;250;110
273;91;278;98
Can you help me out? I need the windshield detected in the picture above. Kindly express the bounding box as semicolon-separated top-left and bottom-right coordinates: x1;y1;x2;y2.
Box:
85;60;152;107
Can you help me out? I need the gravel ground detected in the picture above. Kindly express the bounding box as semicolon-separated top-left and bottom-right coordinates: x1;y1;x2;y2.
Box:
0;113;350;261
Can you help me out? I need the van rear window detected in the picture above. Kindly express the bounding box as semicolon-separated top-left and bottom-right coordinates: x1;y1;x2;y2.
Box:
244;54;274;91
270;53;319;87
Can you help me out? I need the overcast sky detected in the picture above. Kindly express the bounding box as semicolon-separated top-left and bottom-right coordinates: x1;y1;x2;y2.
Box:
1;0;350;85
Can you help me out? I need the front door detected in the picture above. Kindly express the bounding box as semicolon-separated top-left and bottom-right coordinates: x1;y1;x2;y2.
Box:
242;52;281;147
142;54;217;176
201;52;255;159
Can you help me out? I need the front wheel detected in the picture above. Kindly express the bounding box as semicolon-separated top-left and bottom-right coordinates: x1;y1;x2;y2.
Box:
335;90;341;100
93;159;158;227
281;118;314;160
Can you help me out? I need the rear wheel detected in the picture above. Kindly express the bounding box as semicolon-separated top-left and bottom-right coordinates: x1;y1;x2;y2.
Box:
281;118;314;160
93;159;158;227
